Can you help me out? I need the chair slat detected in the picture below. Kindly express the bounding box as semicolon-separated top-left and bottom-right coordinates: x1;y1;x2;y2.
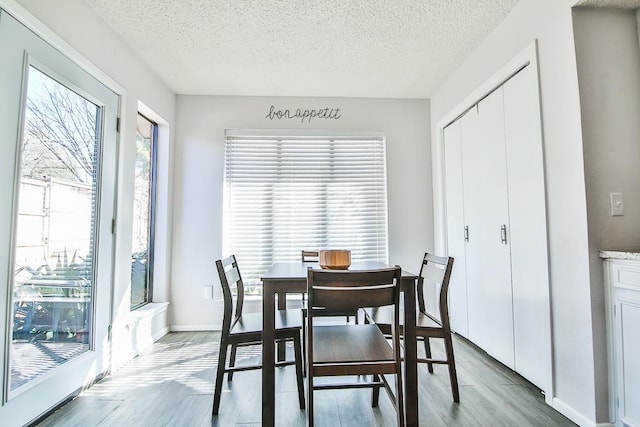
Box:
226;267;240;286
312;285;395;311
422;263;445;284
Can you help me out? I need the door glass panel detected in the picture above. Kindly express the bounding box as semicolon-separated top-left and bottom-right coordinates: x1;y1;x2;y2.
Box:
10;66;100;391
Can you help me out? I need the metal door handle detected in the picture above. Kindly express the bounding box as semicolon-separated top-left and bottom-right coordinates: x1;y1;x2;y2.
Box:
500;224;507;244
464;226;469;242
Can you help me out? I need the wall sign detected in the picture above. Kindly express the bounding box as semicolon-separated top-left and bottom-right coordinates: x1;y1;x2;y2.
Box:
265;105;342;123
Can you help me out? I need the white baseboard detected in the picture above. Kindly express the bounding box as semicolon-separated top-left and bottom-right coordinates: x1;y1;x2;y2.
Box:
171;324;221;332
552;397;612;427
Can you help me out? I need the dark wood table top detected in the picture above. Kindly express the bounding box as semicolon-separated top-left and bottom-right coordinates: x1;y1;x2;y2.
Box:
262;261;418;281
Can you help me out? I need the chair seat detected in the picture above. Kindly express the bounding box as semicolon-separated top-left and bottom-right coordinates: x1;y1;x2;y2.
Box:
312;324;394;364
231;309;303;336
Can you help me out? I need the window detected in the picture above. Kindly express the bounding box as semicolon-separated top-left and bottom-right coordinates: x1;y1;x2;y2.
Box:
131;113;157;309
222;130;389;293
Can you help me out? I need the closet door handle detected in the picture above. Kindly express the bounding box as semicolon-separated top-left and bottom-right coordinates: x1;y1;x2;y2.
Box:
500;224;508;244
464;226;469;242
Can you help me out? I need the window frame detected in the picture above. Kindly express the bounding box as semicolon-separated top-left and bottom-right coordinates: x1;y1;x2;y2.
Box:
130;112;158;310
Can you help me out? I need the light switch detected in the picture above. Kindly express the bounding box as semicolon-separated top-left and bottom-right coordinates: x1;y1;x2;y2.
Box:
203;285;213;299
610;192;624;216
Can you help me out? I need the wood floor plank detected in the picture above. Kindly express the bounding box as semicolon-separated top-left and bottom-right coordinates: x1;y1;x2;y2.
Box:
35;331;576;427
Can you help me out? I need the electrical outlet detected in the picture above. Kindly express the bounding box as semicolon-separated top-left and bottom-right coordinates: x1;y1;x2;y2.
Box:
610;192;624;216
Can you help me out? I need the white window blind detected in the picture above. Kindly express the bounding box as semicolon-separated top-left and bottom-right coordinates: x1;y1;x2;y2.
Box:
222;130;389;289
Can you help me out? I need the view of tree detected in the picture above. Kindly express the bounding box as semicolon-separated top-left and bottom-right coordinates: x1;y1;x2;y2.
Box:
22;70;98;185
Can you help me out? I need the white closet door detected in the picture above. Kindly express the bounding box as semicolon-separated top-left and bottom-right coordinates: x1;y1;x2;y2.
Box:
503;65;552;391
444;119;469;337
462;89;515;368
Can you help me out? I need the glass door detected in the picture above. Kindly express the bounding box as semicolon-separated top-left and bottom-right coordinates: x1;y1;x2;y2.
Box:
0;10;118;425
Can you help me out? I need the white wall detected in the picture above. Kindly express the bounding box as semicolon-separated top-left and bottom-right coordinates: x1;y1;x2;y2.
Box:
573;8;640;422
10;0;175;369
430;0;603;425
172;96;431;329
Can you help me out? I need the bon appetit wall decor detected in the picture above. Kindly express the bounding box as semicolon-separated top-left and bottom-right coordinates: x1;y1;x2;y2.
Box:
265;105;342;123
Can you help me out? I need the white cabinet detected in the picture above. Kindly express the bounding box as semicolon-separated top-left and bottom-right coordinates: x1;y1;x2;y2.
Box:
603;255;640;427
443;64;552;393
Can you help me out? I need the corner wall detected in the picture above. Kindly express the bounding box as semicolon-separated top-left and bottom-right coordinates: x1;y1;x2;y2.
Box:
430;0;602;424
172;96;431;330
573;7;640;422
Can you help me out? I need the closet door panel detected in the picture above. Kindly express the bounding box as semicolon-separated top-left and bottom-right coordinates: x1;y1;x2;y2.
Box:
503;65;552;390
462;89;514;368
444;119;469;337
459;108;486;349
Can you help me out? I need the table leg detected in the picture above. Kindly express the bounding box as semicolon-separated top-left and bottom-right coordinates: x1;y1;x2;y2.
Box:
403;276;419;426
262;283;276;427
277;291;286;362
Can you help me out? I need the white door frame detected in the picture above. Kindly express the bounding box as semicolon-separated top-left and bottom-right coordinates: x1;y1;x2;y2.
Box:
431;40;555;403
0;4;124;424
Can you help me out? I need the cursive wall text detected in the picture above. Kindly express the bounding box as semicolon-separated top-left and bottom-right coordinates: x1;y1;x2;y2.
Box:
265;105;342;123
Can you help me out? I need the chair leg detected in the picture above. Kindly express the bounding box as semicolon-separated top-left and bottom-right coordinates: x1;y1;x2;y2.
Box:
424;337;434;373
293;334;305;410
371;374;381;407
308;368;314;427
228;343;238;381
396;364;405;427
444;333;460;403
302;316;307;377
212;339;229;415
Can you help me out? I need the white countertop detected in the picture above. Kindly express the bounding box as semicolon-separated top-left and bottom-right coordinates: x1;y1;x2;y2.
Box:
599;250;640;260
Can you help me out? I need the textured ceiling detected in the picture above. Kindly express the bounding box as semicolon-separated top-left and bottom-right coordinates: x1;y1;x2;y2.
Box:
576;0;640;7
83;0;639;98
84;0;523;98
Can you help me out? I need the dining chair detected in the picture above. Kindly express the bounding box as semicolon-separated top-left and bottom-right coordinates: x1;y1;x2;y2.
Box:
301;250;319;263
212;255;305;415
306;266;405;426
300;250;359;370
365;252;459;402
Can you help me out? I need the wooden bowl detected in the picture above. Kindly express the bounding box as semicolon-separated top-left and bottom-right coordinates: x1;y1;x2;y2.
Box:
319;250;351;270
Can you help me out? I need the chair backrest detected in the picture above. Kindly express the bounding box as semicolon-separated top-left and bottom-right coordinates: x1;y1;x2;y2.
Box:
301;250;319;262
416;252;454;331
307;267;401;315
215;255;245;335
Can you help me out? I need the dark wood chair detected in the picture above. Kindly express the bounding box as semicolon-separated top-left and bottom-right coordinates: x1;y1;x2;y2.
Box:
301;250;319;263
212;255;305;415
306;267;405;427
300;250;359;370
365;252;459;402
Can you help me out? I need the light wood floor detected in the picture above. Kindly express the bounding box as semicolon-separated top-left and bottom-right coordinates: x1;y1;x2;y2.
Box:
36;331;575;427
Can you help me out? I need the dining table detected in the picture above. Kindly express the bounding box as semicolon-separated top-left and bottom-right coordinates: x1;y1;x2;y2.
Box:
261;260;421;426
